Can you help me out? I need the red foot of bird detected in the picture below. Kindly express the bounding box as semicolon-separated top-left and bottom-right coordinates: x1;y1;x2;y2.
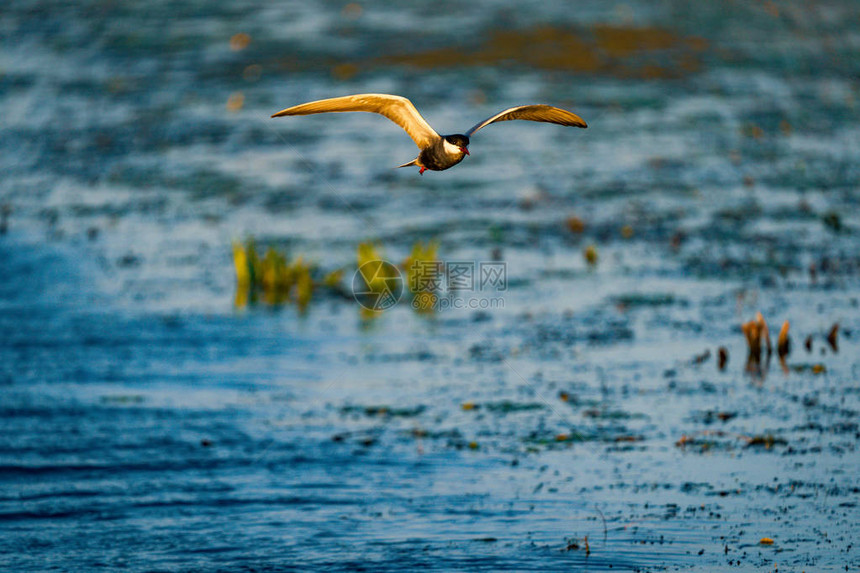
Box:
419;167;426;175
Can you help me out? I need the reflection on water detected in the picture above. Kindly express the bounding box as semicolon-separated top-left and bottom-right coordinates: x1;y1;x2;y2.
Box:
1;0;859;571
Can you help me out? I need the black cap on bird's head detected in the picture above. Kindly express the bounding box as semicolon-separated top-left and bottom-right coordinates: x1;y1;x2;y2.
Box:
444;134;470;155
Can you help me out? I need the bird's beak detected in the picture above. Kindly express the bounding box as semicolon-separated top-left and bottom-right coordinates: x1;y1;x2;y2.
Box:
460;147;469;156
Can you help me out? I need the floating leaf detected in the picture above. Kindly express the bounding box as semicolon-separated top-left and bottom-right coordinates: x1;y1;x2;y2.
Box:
229;33;251;51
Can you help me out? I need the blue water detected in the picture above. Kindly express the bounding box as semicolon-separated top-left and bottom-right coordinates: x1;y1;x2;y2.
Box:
2;0;859;570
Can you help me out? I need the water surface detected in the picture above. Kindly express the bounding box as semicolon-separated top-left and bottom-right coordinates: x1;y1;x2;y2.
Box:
1;0;858;570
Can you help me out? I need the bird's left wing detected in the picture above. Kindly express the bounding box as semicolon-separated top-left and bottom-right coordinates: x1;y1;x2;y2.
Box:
271;94;439;148
465;105;587;136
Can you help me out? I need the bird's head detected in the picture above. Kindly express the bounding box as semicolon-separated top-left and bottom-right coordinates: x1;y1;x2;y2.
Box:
443;134;470;156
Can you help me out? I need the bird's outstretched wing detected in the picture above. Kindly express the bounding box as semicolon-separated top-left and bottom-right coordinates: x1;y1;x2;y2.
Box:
465;105;587;136
272;94;439;148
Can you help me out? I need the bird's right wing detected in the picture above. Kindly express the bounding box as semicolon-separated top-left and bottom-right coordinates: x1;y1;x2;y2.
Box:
271;94;439;148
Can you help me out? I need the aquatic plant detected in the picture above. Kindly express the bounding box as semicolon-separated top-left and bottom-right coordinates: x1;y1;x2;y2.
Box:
566;215;586;234
354;241;401;318
740;313;838;378
717;346;729;370
232;238;339;310
356;240;445;315
233;238;453;314
403;240;440;313
584;244;598;266
402;240;439;294
777;321;791;358
741;311;771;372
356;242;397;295
827;323;839;352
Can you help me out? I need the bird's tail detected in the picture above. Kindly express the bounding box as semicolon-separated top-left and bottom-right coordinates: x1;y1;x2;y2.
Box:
395;158;419;169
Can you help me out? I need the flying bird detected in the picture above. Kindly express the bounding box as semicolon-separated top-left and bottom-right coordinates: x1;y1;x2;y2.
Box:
271;94;586;174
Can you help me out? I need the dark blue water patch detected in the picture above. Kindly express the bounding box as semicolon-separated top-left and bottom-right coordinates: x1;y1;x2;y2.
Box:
0;236;325;389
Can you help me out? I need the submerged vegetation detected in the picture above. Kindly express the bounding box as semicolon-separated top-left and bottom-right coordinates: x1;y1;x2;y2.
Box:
738;311;837;378
232;238;441;314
